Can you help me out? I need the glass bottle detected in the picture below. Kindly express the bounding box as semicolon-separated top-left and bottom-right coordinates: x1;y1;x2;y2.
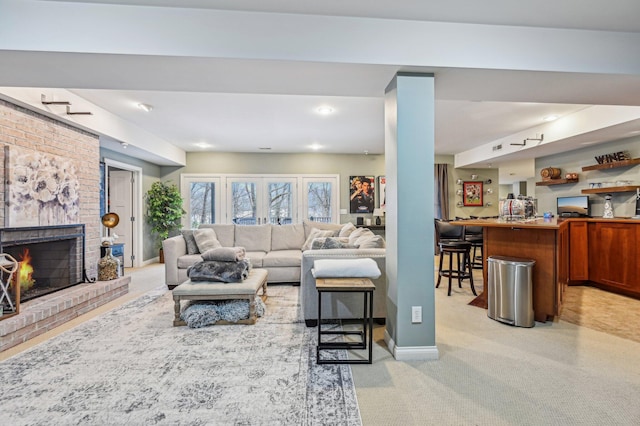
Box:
98;246;121;281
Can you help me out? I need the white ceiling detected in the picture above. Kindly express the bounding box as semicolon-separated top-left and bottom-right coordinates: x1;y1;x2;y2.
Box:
8;1;640;183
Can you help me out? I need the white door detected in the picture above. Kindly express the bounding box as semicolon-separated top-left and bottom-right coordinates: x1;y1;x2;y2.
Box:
226;177;297;225
109;170;134;268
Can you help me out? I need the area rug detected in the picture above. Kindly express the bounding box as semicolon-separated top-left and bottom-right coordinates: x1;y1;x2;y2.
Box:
0;285;362;425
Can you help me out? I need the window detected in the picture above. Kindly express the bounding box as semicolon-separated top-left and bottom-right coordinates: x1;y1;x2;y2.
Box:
181;174;338;226
181;176;221;228
304;179;334;223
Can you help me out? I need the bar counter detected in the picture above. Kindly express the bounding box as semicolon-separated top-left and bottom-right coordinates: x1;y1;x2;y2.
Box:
451;217;640;322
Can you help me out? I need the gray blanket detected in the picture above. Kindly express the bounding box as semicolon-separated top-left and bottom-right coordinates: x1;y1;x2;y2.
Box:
201;246;246;262
180;296;266;328
187;259;251;283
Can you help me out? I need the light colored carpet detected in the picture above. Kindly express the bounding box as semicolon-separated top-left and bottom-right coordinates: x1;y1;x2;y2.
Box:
0;285;361;425
353;272;640;426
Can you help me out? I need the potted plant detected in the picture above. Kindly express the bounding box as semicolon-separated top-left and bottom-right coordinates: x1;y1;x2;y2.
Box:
145;181;185;262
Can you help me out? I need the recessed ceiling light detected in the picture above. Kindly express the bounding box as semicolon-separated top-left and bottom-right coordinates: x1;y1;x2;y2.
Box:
316;106;334;115
137;103;153;112
194;142;212;149
310;143;322;150
543;115;559;122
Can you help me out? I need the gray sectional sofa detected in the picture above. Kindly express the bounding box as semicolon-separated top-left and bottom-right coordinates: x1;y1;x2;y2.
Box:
162;220;387;326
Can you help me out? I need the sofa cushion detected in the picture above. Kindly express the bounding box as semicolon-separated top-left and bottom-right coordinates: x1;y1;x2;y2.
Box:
311;237;355;250
303;220;342;238
245;251;267;267
338;222;356;238
356;235;386;249
271;224;305;251
181;230;200;255
235;224;272;252
199;224;235;247
302;228;336;251
178;254;205;269
193;228;222;252
263;250;302;267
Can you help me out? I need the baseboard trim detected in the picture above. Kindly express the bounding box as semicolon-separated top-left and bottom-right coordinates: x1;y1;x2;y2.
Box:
384;329;439;361
141;257;160;266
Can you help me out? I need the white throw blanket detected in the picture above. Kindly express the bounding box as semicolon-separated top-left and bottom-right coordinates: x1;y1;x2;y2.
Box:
312;258;381;279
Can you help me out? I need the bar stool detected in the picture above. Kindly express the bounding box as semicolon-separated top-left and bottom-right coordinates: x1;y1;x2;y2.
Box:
464;225;484;270
436;240;477;296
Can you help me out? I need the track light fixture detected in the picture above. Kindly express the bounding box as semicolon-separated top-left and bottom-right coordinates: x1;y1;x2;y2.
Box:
511;133;544;146
41;94;70;106
66;105;93;115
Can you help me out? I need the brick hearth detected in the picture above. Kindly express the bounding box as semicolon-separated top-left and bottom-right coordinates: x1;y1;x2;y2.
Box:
0;278;130;352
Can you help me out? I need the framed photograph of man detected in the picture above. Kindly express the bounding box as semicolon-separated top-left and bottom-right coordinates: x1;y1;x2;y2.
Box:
378;176;386;209
463;181;483;207
349;175;375;213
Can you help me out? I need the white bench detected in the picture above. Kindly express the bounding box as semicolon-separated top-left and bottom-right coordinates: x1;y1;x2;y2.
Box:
172;268;268;326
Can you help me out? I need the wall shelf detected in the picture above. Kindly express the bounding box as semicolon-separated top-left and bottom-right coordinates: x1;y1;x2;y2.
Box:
536;178;579;186
581;158;640;171
581;185;640;194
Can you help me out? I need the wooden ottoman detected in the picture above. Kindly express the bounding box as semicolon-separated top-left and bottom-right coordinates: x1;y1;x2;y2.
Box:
172;268;268;326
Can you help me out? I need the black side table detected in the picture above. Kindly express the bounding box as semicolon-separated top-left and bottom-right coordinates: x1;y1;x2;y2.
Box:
316;277;375;364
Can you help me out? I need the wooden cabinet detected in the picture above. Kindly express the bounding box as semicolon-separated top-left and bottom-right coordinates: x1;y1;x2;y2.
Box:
557;223;569;308
568;221;589;282
485;226;559;322
588;222;640;296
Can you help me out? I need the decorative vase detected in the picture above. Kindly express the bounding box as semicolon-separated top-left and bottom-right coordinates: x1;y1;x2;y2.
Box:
375;216;381;225
98;246;121;281
603;194;614;219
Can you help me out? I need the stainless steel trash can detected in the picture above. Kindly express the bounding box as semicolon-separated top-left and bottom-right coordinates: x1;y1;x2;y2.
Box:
487;256;536;327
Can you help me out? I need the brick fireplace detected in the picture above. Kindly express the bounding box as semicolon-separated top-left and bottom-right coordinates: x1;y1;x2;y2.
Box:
0;99;130;352
0;225;86;303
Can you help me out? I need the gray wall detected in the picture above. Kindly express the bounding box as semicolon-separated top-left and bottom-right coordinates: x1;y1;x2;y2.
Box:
162;151;386;223
533;136;640;218
435;155;500;219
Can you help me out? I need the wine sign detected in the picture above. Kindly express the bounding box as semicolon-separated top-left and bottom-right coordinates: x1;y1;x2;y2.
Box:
595;151;630;164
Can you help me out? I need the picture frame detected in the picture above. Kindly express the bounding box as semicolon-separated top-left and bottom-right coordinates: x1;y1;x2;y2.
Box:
462;181;483;207
349;175;375;214
377;176;386;209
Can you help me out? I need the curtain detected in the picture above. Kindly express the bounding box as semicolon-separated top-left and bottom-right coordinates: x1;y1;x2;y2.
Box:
435;164;449;220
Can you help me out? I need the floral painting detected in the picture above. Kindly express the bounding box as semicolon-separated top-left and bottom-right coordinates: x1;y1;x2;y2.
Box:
5;145;80;227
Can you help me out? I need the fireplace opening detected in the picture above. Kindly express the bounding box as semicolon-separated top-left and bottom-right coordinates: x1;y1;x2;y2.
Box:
0;225;85;303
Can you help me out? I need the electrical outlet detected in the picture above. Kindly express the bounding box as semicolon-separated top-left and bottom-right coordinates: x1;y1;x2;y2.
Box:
411;306;422;324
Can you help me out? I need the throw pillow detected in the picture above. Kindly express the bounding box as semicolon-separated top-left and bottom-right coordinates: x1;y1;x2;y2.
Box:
352;229;376;247
347;227;369;245
310;237;355;250
181;230;200;255
356;235;386;249
301;228;336;251
193;228;222;252
338;222;356;238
